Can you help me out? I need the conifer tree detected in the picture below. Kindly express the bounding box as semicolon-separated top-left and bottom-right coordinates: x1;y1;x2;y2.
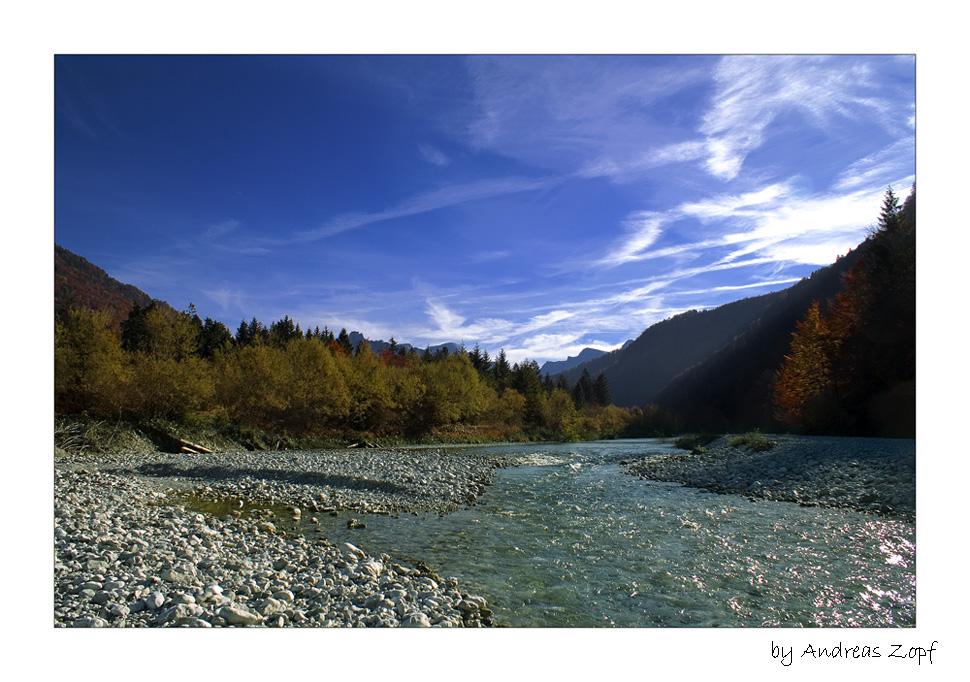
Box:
877;186;901;233
492;349;512;392
337;328;353;354
593;372;613;406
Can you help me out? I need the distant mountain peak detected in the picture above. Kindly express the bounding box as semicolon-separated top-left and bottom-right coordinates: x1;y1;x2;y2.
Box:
540;347;611;375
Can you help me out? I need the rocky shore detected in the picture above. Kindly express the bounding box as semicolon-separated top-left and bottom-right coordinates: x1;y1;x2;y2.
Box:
54;447;512;628
620;435;915;517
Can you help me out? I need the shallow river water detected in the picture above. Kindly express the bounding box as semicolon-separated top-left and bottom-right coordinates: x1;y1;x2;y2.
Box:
297;439;915;628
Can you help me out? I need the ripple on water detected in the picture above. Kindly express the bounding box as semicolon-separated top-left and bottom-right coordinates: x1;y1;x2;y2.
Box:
191;439;916;628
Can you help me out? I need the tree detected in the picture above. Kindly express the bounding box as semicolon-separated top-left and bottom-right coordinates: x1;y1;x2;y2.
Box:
512;359;546;426
213;344;289;429
572;368;596;409
773;301;831;426
877;186;902;233
269;315;302;349
197;317;233;359
236;317;268;346
593;372;613;407
542;388;580;433
492;349;512;392
55;305;127;413
416;354;485;430
281;338;350;433
121;303;199;361
336;328;354;355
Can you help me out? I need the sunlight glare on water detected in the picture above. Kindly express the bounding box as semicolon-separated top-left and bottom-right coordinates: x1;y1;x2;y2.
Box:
298;439;915;627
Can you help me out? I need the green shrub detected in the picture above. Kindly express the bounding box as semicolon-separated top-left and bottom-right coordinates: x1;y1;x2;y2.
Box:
673;433;719;451
729;430;777;452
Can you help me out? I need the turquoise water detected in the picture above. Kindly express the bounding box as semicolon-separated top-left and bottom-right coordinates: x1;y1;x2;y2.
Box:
298;439;915;627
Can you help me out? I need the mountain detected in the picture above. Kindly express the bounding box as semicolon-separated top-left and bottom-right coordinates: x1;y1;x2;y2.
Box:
540;345;631;375
651;249;865;430
54;244;172;330
556;246;864;419
353;333;461;357
540;348;606;375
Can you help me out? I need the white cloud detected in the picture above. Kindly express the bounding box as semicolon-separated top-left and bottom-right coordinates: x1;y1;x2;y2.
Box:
597;175;893;273
467;250;510;264
464;55;711;179
295;175;560;241
418;143;449;166
201;287;244;313
832;137;916;191
698;55;909;181
202;219;240;241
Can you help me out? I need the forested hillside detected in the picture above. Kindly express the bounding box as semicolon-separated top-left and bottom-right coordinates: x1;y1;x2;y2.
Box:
771;187;915;437
555;186;914;438
558;252;860;411
55;245;170;331
55;296;626;443
650;247;864;429
55;185;914;442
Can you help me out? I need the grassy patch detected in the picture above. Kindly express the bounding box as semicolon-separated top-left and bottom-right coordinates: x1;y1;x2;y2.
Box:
673;433;720;453
729;430;777;452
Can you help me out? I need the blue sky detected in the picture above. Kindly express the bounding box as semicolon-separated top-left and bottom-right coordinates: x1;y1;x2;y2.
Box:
55;54;915;364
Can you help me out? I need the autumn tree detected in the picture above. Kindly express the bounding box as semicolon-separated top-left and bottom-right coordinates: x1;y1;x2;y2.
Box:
121;304;213;416
773;302;831;426
213;343;289;429
280;338;350;433
55;305;127;413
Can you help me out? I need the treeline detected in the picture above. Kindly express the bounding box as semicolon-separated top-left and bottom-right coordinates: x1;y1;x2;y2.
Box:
773;186;916;437
55;303;634;441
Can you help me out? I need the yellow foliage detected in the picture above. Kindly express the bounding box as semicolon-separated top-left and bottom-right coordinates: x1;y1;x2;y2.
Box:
55;306;127;412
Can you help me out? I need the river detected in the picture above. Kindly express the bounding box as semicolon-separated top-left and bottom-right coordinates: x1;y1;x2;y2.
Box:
294;438;915;627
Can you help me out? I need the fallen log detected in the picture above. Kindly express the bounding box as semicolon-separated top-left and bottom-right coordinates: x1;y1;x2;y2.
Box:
179;439;213;454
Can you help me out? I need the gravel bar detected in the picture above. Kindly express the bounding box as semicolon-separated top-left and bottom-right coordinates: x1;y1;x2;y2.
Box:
54;446;513;628
620;435;915;518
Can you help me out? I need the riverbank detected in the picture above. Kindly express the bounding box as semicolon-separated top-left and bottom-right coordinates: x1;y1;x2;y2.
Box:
54;446;511;627
620;434;915;518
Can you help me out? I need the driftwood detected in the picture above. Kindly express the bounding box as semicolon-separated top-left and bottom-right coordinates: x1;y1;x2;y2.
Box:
179;439;213;454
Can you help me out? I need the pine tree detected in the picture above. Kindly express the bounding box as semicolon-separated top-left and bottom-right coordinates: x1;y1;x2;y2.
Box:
337;328;353;355
198;317;233;359
492;349;512;392
877;186;901;233
593;372;613;406
235;319;252;346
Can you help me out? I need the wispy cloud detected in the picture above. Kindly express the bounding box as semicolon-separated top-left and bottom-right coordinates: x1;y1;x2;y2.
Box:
597;176;895;272
201;219;240;241
464;55;712;179
832;138;916;191
699;55;909;181
467;250;511;264
463;55;912;186
55;59;136;144
294;175;560;242
418;143;450;166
